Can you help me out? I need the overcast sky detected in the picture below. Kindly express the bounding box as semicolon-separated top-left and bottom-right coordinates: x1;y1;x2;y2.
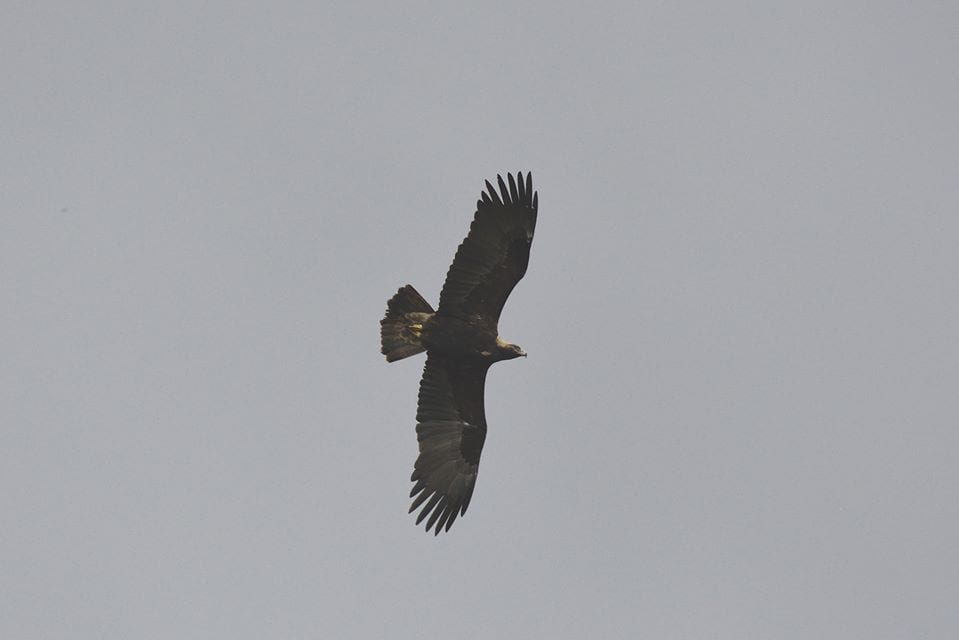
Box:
3;2;958;638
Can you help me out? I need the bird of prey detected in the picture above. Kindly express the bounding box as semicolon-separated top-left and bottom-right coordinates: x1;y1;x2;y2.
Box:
380;172;538;535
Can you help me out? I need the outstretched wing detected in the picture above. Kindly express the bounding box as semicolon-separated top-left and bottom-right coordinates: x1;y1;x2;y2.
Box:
409;355;490;535
437;172;538;323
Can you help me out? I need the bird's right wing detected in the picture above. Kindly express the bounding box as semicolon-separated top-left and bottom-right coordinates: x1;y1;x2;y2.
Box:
409;355;490;535
436;172;538;325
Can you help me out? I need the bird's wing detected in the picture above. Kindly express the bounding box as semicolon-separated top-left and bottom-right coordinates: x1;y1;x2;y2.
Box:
409;355;490;534
436;172;538;324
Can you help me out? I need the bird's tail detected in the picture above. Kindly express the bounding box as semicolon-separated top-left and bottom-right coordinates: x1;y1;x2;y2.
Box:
380;285;435;362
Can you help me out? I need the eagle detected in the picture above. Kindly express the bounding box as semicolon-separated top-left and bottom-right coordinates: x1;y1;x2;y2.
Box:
380;172;538;535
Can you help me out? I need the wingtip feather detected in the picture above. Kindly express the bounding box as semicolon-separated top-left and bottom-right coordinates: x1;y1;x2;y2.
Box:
485;180;502;205
496;175;510;204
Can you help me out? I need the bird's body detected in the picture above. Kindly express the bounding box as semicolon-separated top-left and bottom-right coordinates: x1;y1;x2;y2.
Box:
380;172;538;534
421;315;522;361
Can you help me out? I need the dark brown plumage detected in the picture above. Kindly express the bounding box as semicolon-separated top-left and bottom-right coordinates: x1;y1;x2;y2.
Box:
380;172;538;534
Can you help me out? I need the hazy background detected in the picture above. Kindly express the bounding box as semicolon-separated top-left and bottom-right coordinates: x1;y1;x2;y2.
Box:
3;2;958;638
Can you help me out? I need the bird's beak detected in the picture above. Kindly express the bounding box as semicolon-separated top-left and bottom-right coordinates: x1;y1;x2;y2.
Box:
519;349;527;358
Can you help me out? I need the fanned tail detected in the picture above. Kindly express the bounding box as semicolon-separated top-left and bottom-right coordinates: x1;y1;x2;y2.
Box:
380;285;434;362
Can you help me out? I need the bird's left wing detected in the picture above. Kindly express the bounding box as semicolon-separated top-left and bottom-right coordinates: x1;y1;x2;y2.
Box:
409;355;490;535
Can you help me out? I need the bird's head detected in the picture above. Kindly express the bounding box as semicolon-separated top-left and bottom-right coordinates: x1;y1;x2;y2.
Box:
495;336;527;360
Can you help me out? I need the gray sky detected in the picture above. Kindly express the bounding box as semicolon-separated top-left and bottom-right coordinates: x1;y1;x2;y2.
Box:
3;2;958;638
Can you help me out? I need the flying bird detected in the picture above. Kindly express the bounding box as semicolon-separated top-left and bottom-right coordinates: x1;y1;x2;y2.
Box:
380;172;538;535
